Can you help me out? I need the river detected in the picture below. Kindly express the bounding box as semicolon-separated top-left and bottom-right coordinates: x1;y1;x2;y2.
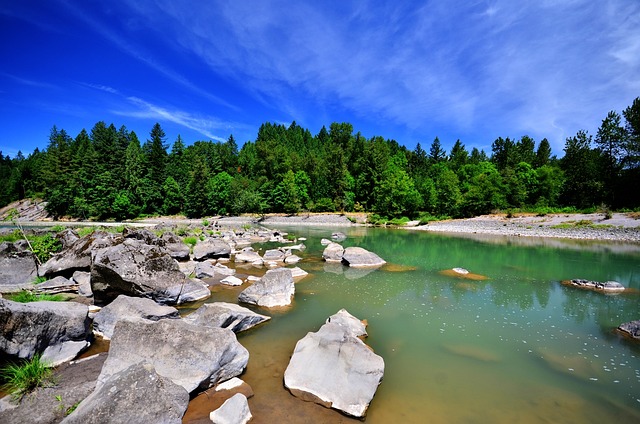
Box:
184;225;640;423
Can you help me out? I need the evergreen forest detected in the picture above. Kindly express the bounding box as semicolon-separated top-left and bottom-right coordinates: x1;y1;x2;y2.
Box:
1;97;639;221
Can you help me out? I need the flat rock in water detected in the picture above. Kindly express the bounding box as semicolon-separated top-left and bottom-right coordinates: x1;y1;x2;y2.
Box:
563;279;626;294
284;254;301;264
184;302;270;333
62;362;189;424
284;309;384;418
289;266;309;280
220;276;244;286
341;246;386;268
98;318;248;393
331;232;347;242
92;294;179;340
238;268;294;308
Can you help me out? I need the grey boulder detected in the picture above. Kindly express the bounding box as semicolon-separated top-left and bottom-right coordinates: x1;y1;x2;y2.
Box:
193;239;232;261
0;242;38;292
93;295;179;339
341;246;386;268
90;238;208;305
322;242;344;263
0;299;90;366
238;268;294;308
39;231;120;278
98;318;249;393
184;302;270;333
62;362;189;424
284;309;384;418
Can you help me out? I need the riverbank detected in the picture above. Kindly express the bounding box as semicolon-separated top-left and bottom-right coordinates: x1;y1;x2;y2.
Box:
5;207;640;243
412;213;640;243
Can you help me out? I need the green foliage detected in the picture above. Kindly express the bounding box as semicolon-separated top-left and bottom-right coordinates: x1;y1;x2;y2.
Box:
8;291;65;303
5;98;640;221
183;236;198;248
50;224;65;232
0;230;22;243
0;354;54;400
29;234;62;263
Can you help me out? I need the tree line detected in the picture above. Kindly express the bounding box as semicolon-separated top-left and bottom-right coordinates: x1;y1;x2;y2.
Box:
1;97;639;220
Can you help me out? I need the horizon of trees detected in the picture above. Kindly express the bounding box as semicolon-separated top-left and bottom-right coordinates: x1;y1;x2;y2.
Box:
1;97;639;220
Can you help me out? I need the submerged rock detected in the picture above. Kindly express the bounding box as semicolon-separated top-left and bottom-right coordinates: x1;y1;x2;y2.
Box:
284;309;384;418
331;232;347;242
562;279;626;294
617;320;640;340
238;268;294;308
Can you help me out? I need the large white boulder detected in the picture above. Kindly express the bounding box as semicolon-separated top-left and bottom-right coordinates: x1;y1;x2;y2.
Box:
284;309;384;418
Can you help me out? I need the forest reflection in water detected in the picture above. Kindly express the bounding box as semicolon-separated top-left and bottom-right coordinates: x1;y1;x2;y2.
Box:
188;226;640;424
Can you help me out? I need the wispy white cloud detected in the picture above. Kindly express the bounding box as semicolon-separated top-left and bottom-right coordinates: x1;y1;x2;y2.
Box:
52;0;640;153
114;96;241;142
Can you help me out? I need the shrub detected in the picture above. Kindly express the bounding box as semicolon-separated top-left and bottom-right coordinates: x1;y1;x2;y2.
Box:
29;234;62;263
0;354;54;400
202;219;210;227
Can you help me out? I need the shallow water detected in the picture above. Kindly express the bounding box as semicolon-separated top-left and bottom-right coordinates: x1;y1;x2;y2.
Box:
193;227;640;423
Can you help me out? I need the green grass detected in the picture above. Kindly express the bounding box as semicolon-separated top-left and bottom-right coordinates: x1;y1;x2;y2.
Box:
0;230;22;243
417;213;451;225
29;234;62;263
8;291;65;303
550;220;615;229
183;236;198;248
0;354;54;400
75;226;96;237
50;224;66;233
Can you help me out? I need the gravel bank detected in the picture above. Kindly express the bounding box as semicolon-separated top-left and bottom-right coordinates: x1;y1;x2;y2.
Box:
413;213;640;243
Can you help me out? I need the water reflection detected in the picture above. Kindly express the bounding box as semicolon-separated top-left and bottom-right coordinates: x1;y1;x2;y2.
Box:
194;225;640;423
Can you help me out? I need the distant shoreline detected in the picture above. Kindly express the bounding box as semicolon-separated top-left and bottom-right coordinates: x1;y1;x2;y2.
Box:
7;212;640;243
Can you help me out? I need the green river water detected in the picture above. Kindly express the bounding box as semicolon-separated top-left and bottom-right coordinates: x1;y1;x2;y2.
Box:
193;226;640;424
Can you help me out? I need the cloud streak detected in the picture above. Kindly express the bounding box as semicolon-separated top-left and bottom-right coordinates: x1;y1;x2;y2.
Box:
113;96;241;142
118;0;638;150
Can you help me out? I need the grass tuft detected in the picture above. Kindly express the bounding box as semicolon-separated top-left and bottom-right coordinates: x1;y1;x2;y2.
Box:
0;354;54;400
8;291;65;303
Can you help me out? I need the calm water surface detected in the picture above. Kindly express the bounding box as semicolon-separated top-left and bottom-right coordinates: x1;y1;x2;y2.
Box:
197;227;640;423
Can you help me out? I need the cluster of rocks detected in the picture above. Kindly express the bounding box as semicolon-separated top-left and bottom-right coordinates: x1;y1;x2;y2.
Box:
321;240;386;268
561;279;626;294
0;226;389;422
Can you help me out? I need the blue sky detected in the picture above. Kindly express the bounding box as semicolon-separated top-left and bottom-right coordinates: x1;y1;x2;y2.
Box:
1;0;639;159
